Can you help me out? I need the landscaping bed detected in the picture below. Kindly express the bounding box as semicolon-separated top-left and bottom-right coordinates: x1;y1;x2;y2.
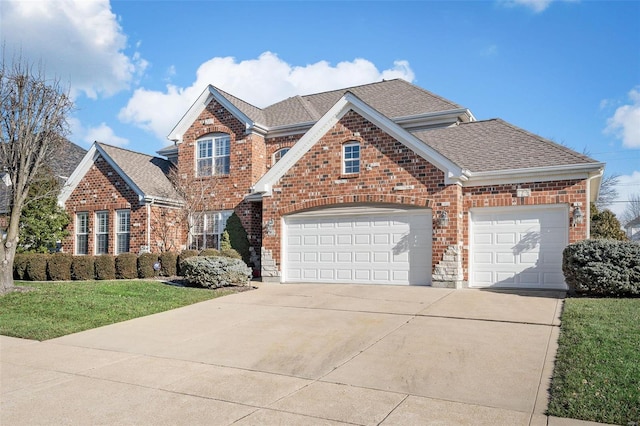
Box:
548;297;640;425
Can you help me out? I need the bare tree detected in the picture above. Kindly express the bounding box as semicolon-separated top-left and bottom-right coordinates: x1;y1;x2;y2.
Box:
595;173;620;210
1;55;73;292
620;193;640;226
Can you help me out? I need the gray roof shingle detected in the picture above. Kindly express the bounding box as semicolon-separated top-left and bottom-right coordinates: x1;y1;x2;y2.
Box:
411;119;598;173
97;143;180;201
216;79;462;129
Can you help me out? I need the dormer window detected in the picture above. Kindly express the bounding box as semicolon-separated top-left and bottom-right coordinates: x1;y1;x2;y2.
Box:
343;141;360;174
273;147;289;164
197;134;230;177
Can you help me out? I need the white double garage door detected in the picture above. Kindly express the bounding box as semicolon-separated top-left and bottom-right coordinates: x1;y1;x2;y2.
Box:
282;204;568;289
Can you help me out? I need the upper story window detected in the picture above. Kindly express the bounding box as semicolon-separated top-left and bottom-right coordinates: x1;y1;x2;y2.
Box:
343;141;361;174
197;134;230;177
76;212;89;255
273;148;289;164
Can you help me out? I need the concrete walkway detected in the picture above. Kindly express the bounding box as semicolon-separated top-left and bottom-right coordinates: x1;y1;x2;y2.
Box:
1;284;606;425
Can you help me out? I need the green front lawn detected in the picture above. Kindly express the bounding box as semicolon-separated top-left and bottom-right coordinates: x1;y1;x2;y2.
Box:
0;280;233;341
548;298;640;425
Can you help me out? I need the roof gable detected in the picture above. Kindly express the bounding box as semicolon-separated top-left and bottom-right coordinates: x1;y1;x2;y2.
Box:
250;92;465;196
59;142;181;207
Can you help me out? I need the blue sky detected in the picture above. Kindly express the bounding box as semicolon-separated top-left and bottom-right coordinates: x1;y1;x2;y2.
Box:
1;0;639;217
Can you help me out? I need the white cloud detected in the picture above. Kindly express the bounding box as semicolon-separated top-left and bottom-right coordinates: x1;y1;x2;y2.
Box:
69;118;129;147
498;0;577;13
605;87;640;149
1;0;146;99
118;52;416;143
610;171;640;218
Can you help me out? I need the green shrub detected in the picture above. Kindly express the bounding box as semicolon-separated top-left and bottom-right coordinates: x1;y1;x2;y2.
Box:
159;252;178;277
180;256;251;289
563;239;640;296
225;212;251;264
13;253;29;280
115;253;138;279
199;248;220;257
94;255;116;280
47;253;72;281
220;248;242;260
177;250;198;275
137;253;158;278
26;253;49;281
220;230;232;251
71;256;95;281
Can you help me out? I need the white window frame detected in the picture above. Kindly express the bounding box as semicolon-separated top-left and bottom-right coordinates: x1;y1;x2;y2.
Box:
273;147;290;164
189;210;233;250
197;134;230;177
95;211;109;255
115;210;130;254
76;212;89;255
343;141;361;174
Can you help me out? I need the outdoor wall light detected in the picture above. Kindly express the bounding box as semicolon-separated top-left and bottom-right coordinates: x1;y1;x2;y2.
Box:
572;205;584;227
438;210;449;227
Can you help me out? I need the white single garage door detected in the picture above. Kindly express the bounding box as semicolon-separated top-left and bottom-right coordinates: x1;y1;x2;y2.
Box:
470;205;568;289
283;206;432;285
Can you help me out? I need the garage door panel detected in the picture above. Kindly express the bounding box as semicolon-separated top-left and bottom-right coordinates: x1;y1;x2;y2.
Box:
471;206;568;289
284;209;431;285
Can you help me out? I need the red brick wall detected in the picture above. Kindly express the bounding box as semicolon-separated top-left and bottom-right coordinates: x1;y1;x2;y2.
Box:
177;100;265;257
62;156;145;254
261;110;461;274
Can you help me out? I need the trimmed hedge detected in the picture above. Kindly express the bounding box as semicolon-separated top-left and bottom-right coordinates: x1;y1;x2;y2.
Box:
137;253;158;278
13;253;29;280
26;254;49;281
48;253;73;281
181;256;251;289
159;252;178;277
115;253;138;279
94;255;116;280
199;249;220;257
563;239;640;297
71;256;95;281
178;250;198;275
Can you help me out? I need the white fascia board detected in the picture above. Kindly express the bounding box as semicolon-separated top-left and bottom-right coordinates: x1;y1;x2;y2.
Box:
141;195;185;208
463;163;605;187
251;92;464;195
58;143;100;207
394;108;475;128
167;85;258;142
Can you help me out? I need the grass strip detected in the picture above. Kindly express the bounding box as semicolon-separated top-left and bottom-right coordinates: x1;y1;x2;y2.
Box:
0;280;232;341
548;298;640;425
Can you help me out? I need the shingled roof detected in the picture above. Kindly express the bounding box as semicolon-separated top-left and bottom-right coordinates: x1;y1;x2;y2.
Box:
411;119;598;173
97;143;180;202
214;79;464;129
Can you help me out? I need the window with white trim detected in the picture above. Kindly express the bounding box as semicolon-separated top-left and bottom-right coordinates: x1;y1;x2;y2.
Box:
95;211;109;255
343;141;360;174
273;147;289;164
76;212;89;255
116;210;130;254
197;134;230;177
189;210;233;250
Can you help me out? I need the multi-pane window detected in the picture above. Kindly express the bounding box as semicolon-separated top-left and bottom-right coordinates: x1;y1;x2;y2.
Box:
95;211;109;255
197;134;230;177
343;142;360;174
116;210;130;254
189;211;233;250
76;212;89;255
273;147;289;163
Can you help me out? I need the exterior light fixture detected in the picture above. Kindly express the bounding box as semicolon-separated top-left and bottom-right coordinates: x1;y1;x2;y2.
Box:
572;205;584;227
438;210;449;227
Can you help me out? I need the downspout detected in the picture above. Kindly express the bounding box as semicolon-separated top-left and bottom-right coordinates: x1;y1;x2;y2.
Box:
146;200;152;251
585;177;591;239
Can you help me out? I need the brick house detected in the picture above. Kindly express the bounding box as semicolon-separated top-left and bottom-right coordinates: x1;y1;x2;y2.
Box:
61;79;604;289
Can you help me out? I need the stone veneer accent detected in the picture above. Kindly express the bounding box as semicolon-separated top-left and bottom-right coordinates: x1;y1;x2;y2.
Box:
432;245;464;288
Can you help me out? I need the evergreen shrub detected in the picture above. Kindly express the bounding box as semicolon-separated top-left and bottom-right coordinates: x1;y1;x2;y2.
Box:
563;239;640;296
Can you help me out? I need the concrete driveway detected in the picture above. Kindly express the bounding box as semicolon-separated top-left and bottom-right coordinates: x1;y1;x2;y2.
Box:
1;284;598;425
